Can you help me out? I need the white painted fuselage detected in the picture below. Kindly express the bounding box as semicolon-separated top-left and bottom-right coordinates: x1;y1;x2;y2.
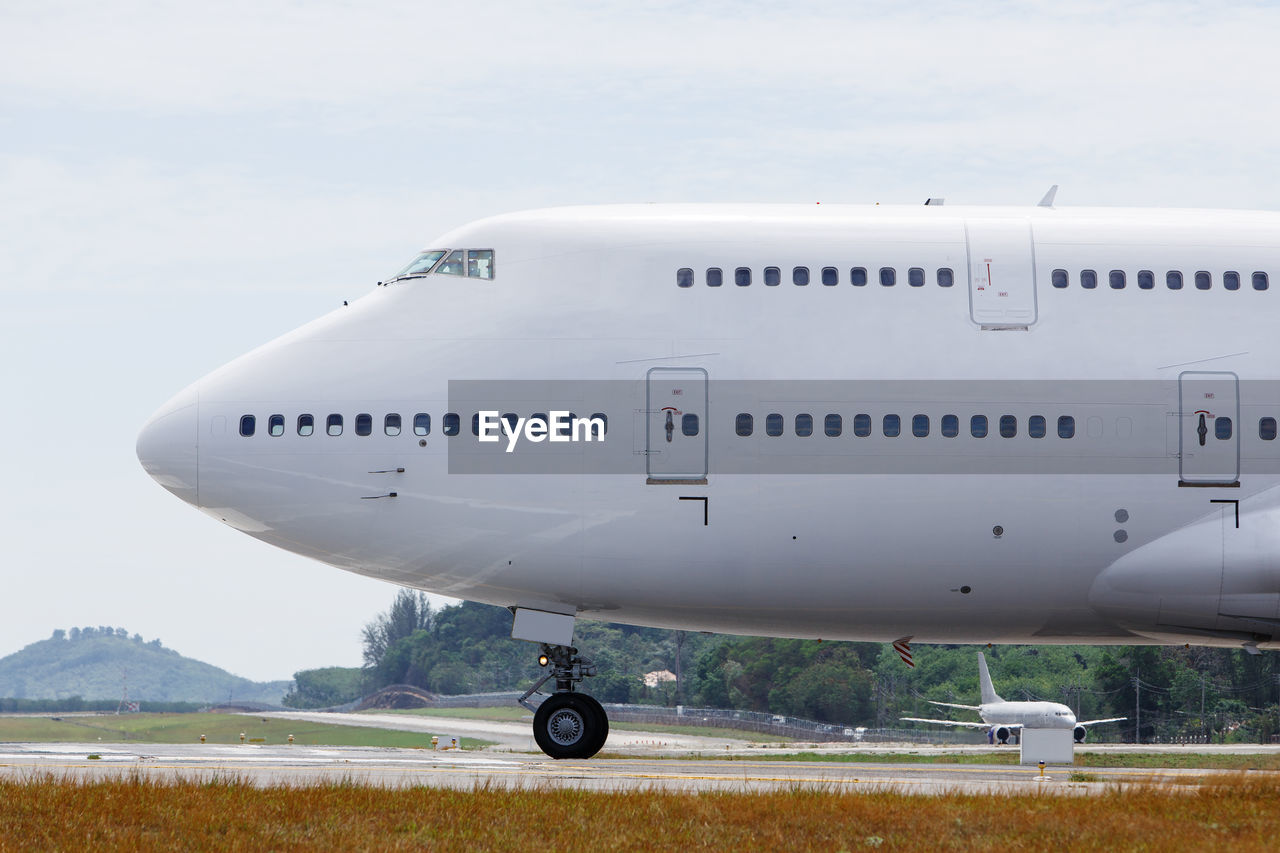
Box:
137;204;1280;650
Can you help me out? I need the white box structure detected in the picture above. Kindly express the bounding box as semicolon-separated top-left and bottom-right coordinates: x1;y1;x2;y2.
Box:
511;608;575;646
1019;728;1074;765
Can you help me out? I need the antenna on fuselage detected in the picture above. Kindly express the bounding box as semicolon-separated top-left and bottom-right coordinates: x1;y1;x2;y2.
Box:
924;198;945;205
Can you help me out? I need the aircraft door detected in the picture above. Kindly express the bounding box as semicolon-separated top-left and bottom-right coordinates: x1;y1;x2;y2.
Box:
965;219;1037;327
1178;371;1240;486
646;367;708;483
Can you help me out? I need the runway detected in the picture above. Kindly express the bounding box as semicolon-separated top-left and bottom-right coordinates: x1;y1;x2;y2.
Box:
0;741;1254;794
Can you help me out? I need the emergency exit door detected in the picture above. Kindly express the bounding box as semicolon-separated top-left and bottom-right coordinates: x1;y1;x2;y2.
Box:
1178;371;1240;486
646;367;708;483
965;219;1038;327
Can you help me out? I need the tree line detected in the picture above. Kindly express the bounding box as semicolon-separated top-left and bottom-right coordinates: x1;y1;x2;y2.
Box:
284;590;1280;742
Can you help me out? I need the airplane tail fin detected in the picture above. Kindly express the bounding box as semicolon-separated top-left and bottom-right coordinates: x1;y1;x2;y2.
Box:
977;652;1004;704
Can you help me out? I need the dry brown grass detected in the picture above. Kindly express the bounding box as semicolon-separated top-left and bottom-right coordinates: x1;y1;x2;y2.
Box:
1;774;1278;851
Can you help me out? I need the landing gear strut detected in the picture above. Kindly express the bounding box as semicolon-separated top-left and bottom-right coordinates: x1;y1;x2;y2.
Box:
519;643;609;759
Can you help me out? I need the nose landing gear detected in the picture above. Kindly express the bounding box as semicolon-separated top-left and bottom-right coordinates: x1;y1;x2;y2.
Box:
519;643;609;759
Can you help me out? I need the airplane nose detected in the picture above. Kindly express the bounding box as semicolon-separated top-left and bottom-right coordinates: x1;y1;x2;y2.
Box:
137;386;199;506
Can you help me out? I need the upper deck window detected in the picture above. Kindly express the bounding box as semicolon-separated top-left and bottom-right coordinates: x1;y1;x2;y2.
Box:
1224;271;1240;291
880;267;896;287
822;267;839;286
677;268;694;288
764;266;781;286
390;249;446;280
735;267;751;286
435;250;466;276
1167;270;1184;290
1255;272;1270;291
1109;270;1126;289
1081;270;1097;289
1138;270;1154;290
1195;271;1212;290
793;266;810;286
707;268;723;287
851;267;868;287
908;267;925;287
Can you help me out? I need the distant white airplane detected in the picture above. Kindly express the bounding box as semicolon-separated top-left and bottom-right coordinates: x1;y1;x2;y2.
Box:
902;653;1126;744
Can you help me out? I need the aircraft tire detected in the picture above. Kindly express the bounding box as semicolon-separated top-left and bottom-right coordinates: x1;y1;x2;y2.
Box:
533;693;603;759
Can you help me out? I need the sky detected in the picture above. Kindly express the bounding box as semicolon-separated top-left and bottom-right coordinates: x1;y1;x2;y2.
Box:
3;0;1280;682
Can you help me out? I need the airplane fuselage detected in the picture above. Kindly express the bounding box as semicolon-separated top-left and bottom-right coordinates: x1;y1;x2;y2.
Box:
137;203;1280;651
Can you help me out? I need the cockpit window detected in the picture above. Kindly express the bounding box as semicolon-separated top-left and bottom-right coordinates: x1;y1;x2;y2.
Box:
392;250;446;279
436;249;466;276
468;250;495;279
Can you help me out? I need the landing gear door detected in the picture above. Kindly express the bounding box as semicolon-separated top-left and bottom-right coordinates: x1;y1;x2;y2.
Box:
1178;371;1240;486
965;219;1037;327
646;367;708;484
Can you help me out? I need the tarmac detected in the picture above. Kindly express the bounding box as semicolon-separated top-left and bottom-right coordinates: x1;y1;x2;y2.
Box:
2;711;1275;794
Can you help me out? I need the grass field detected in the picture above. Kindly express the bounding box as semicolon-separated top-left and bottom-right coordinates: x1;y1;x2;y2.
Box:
698;750;1280;771
0;713;491;749
3;774;1280;850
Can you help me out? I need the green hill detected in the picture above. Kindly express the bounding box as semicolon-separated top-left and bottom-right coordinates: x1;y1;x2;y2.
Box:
0;628;290;705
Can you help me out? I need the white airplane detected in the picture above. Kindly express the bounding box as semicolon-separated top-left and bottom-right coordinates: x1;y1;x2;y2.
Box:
137;197;1280;758
902;653;1125;744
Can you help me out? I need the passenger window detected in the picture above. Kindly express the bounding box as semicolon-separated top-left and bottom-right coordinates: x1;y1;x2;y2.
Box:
472;413;480;436
1081;270;1097;289
1000;415;1017;438
1058;415;1075;439
239;415;256;437
1138;270;1154;290
912;414;929;437
1109;270;1125;289
883;414;901;437
1196;271;1211;290
1029;415;1046;438
1224;271;1240;291
880;267;896;287
824;414;842;437
297;414;314;436
937;268;954;287
765;266;781;286
736;413;753;437
1216;417;1232;440
1254;272;1270;291
735;267;751;287
850;267;868;287
1052;269;1068;288
853;414;871;437
677;268;693;288
908;267;925;287
1167;271;1184;290
795;413;813;437
793;266;810;286
706;268;723;287
590;413;608;436
467;249;494;279
356;413;372;436
413;413;430;436
384;414;402;436
941;414;959;437
327;414;343;436
443;413;460;436
435;249;465;276
765;413;784;436
682;413;699;436
821;266;838;286
268;414;285;437
1261;417;1278;441
971;415;988;438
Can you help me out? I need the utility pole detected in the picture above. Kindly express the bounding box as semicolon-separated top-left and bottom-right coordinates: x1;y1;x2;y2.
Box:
1201;674;1207;742
673;630;685;706
1132;670;1141;744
